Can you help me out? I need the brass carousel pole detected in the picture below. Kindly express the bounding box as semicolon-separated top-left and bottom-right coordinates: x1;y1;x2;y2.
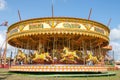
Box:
53;36;55;64
62;38;64;48
98;43;102;66
71;39;73;50
43;42;45;52
67;39;68;48
27;39;30;54
90;40;92;52
55;38;57;50
69;39;70;49
23;42;25;53
99;44;101;57
82;40;86;65
38;38;41;53
47;41;49;52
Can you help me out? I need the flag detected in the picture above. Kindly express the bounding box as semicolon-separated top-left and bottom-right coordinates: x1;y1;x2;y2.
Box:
0;21;8;26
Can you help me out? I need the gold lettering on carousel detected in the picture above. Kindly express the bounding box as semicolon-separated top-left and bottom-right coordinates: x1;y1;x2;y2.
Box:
10;28;18;35
63;23;81;28
63;23;71;28
94;27;104;34
29;24;43;29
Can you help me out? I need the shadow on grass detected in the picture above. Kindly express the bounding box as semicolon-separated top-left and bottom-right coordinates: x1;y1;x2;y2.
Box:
8;71;116;77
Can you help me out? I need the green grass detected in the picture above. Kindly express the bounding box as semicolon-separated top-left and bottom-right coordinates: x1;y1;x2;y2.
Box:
0;68;120;80
20;71;120;80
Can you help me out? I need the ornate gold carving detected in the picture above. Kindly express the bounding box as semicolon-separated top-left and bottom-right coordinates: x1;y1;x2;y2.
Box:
7;17;110;49
19;25;24;31
46;20;59;28
8;17;110;33
84;24;92;30
8;28;109;41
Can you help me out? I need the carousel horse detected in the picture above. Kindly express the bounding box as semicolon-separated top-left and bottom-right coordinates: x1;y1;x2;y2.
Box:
76;50;84;64
32;50;42;63
60;47;79;64
98;55;104;62
26;52;34;64
44;52;53;62
14;50;27;64
104;54;113;65
97;55;105;65
86;52;99;65
32;51;52;64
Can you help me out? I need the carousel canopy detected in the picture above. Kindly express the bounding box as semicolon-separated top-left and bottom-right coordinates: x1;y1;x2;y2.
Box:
7;17;110;50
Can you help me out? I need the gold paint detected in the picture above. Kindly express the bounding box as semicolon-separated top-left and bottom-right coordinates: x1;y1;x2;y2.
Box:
51;21;55;28
19;25;24;31
7;17;110;49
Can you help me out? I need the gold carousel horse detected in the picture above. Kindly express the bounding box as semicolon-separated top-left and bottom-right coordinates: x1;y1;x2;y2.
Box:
60;47;79;64
26;52;34;64
13;50;27;65
32;51;53;64
86;52;99;65
32;50;43;63
76;50;84;64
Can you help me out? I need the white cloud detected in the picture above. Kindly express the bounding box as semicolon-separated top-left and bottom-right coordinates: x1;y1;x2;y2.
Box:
0;0;7;10
110;25;120;41
0;30;6;45
0;30;6;56
110;41;120;60
110;25;120;60
0;30;14;57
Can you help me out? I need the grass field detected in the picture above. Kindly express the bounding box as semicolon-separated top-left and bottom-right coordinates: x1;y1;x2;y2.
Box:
0;69;120;80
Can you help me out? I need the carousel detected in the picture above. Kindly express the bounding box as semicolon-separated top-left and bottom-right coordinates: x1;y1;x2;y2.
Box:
7;17;111;72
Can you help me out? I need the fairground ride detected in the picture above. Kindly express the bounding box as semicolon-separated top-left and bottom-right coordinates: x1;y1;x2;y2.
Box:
5;17;112;72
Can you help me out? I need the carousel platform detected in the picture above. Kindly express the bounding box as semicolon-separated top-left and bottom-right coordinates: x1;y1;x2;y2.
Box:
9;64;107;72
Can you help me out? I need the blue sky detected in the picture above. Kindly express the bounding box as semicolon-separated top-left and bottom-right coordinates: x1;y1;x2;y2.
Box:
0;0;120;28
0;0;120;60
